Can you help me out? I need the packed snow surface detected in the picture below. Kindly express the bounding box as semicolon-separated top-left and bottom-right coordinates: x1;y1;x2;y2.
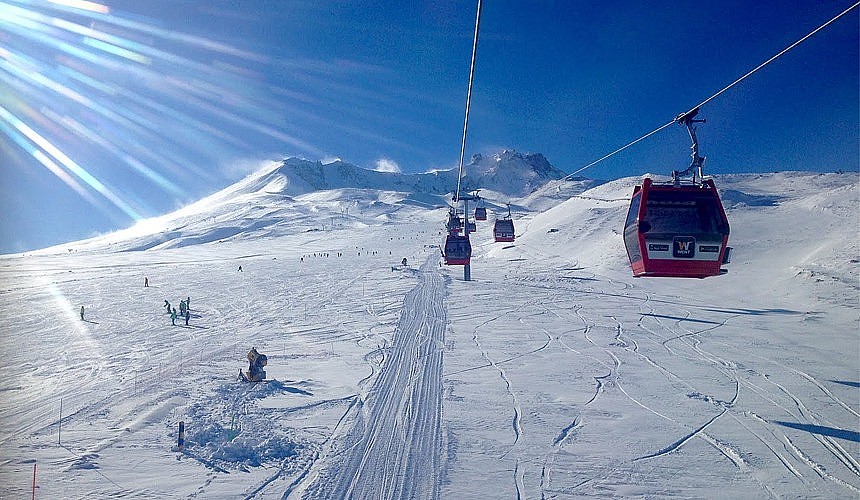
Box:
0;170;857;498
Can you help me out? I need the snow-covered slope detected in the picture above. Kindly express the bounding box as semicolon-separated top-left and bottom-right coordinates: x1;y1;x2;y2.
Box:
1;168;857;498
513;171;859;307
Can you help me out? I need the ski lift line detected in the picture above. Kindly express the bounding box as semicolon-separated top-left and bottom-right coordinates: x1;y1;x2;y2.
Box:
562;0;860;182
685;0;860;117
564;120;675;178
455;0;482;202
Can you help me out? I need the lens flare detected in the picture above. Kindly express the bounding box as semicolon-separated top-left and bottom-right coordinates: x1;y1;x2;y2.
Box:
48;0;109;14
1;0;329;238
44;280;102;358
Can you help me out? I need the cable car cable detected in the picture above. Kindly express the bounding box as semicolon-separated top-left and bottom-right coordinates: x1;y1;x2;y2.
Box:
564;120;675;179
561;1;859;181
684;1;858;117
444;0;481;272
454;0;482;202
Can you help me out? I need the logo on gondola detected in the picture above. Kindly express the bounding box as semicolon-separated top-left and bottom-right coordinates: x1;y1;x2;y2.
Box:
648;244;670;252
673;237;695;258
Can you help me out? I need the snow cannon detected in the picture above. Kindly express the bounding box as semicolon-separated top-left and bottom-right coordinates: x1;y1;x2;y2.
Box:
240;347;267;382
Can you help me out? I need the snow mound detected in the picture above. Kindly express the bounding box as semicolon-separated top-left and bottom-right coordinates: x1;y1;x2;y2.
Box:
184;381;310;471
720;189;782;207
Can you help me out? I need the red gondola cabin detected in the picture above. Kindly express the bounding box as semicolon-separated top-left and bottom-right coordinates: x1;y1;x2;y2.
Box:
443;233;472;265
623;178;731;278
493;218;515;243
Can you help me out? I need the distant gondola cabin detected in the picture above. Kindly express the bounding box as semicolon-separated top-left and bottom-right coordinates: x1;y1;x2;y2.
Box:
443;233;472;265
493;218;515;242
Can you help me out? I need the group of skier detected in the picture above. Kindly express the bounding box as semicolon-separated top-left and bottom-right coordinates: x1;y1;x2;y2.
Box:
79;286;192;327
164;297;191;326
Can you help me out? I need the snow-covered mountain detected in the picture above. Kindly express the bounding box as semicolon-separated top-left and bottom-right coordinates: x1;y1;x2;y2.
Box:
45;150;589;253
234;149;569;198
459;150;569;196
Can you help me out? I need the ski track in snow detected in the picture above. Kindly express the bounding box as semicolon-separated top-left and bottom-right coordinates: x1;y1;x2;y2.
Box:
646;303;860;486
467;235;858;499
297;255;445;499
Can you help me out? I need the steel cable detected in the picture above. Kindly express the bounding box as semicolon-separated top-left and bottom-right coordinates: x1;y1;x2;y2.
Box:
455;0;482;202
562;1;859;181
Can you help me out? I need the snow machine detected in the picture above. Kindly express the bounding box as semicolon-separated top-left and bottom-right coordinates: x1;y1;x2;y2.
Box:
239;347;268;382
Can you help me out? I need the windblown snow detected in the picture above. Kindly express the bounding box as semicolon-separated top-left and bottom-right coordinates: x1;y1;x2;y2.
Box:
0;161;857;498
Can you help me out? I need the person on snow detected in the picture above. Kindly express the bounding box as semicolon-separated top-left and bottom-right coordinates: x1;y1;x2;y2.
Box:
171;307;177;325
164;300;170;311
179;300;186;316
185;309;190;326
144;277;149;287
80;305;85;320
186;297;190;310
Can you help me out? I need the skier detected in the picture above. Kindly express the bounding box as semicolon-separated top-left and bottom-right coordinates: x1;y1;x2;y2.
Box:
186;297;190;310
179;300;186;316
164;300;170;311
144;277;149;287
80;305;85;320
171;307;177;326
238;265;243;272
185;309;190;326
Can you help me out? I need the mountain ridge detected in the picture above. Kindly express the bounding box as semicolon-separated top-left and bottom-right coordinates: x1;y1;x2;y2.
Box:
31;150;582;253
248;149;570;199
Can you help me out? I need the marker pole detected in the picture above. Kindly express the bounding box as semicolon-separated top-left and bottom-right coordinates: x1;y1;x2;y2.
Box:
178;421;185;450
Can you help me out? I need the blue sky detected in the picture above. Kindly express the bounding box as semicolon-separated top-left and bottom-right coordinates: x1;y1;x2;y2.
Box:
1;0;857;253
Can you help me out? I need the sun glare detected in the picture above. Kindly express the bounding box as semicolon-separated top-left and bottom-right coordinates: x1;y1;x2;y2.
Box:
48;0;109;14
45;280;101;356
0;0;321;231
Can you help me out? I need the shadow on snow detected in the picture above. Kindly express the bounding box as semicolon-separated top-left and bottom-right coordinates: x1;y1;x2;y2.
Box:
773;421;860;443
